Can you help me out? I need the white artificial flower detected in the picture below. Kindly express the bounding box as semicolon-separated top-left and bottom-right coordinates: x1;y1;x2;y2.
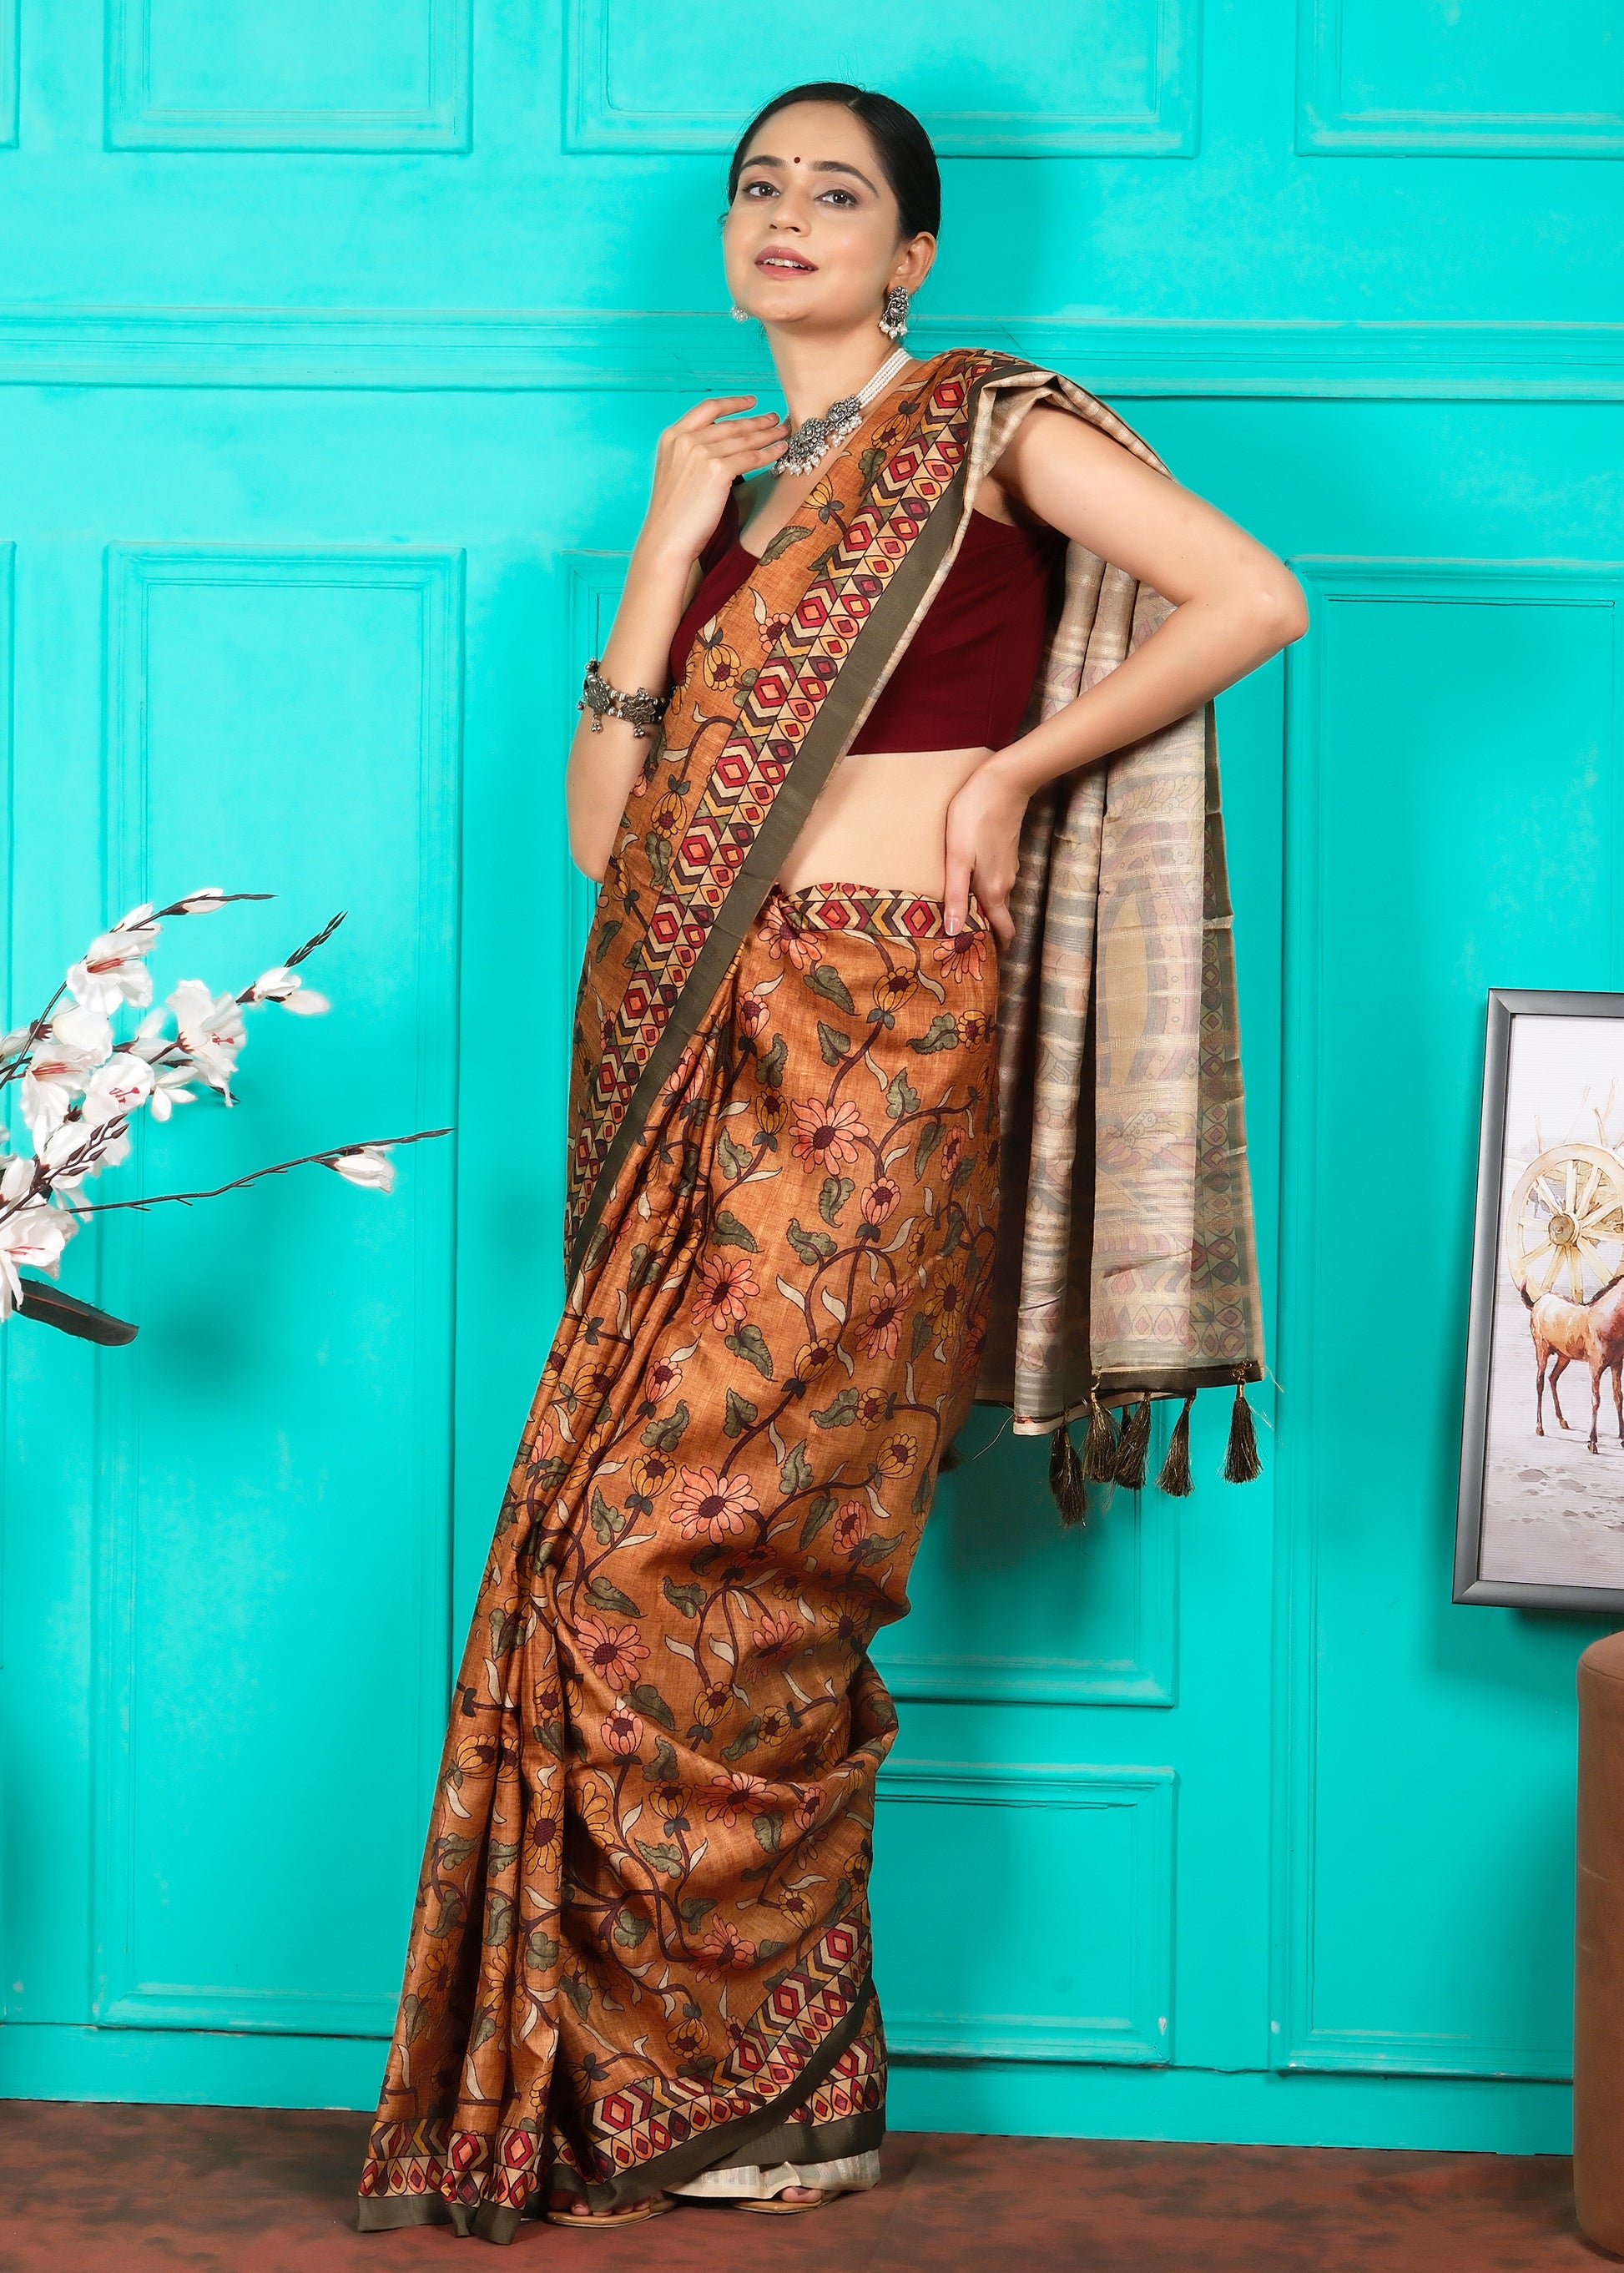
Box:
20;1005;114;1142
167;979;245;1101
147;1065;198;1122
1;1025;33;1062
330;1146;395;1193
83;1053;154;1124
66;922;160;1015
113;902;154;930
0;1157;77;1319
251;965;330;1016
173;886;228;915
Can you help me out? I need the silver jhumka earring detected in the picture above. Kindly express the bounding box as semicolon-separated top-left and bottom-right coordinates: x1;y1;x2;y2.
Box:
730;305;751;323
879;284;910;340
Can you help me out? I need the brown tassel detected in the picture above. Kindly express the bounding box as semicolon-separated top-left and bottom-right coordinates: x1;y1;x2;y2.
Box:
1223;1377;1262;1484
1156;1394;1196;1497
1049;1423;1089;1526
1081;1393;1119;1484
1113;1396;1152;1489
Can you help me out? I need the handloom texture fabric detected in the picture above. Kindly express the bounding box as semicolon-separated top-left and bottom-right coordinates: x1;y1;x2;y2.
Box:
565;349;1263;1447
358;349;1265;2242
358;884;1001;2239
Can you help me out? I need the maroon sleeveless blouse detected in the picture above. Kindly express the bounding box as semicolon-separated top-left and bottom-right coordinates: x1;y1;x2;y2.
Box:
669;486;1060;753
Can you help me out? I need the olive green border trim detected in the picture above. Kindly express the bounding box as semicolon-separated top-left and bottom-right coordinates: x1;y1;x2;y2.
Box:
554;1968;876;2216
356;2191;454;2231
567;352;1027;1287
357;1970;878;2239
713;2103;884;2175
990;1357;1268;1434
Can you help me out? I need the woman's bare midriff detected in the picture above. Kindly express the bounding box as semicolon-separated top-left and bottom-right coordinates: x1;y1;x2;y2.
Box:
774;744;993;897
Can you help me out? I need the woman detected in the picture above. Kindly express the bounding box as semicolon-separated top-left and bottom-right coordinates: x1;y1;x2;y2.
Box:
357;83;1304;2242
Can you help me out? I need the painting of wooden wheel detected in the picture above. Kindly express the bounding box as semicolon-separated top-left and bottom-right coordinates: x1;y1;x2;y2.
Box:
1505;1142;1624;1303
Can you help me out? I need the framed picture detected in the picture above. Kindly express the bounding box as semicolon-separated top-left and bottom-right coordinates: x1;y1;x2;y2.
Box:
1456;990;1624;1611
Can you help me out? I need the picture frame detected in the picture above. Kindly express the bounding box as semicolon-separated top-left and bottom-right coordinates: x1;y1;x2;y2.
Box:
1456;989;1624;1612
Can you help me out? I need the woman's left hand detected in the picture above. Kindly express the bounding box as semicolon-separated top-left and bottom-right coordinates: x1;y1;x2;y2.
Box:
942;757;1028;950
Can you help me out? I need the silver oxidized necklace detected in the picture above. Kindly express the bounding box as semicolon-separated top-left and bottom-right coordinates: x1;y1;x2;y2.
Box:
774;347;911;479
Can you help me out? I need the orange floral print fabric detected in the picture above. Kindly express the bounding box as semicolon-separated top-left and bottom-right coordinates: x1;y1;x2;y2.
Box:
358;880;1000;2241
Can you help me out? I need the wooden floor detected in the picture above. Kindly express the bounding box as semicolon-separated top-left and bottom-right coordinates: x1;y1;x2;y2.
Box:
0;2104;1616;2271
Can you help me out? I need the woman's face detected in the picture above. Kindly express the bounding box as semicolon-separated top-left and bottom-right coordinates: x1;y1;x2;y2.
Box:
723;101;935;339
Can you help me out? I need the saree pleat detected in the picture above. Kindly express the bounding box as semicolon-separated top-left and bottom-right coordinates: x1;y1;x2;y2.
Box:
359;882;1000;2238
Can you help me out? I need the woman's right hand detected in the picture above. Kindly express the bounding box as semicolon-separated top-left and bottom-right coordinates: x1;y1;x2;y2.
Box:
639;396;787;566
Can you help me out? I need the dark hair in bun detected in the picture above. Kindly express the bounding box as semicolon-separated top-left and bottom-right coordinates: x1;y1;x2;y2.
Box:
728;83;941;239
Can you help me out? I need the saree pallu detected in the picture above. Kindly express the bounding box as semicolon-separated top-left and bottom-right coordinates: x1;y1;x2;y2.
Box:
358;881;1000;2238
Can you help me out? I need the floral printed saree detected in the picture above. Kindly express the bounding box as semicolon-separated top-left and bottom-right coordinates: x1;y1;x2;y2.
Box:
357;350;1265;2240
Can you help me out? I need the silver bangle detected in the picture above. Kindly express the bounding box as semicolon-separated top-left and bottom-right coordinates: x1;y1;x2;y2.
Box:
580;658;663;740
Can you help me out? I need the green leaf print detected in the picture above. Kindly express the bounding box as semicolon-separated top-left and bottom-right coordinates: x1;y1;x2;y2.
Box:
754;1812;783;1856
641;1399;690;1451
724;1385;759;1438
910;1311;932;1360
679;1896;717;1928
723;1715;764;1761
645;833;672;890
756;1034;787;1088
812;1387;860;1429
590;1489;628;1544
817;1020;852;1065
915;1118;943;1175
524;1928;559;1971
885;1067;921;1120
799;1492;837;1549
628;1681;677;1732
909;1013;961;1055
758;522;811;566
635;1838;686;1877
725;1323;774;1379
819;1174;855;1227
613;1908;651;1948
586;1574;643;1618
663;1575;704;1618
649;1735;678;1783
786;1217;837;1264
561;1975;593;2018
718;1131;755;1182
807;962;856;1015
778;1439;813;1493
713;1207;759;1252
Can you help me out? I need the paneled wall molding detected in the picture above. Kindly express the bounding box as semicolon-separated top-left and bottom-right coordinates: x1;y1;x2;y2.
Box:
874;1469;1178;1707
0;542;13;1709
105;0;472;153
877;1761;1176;2063
0;0;16;149
1298;0;1624;154
92;542;464;2036
1272;555;1624;2085
0;310;1620;400
563;0;1199;157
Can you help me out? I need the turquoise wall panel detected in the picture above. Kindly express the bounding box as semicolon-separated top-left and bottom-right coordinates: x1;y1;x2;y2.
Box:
0;0;1616;2157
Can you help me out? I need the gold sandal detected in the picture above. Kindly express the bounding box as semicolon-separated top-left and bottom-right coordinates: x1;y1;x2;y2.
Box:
735;2186;845;2215
542;2192;676;2230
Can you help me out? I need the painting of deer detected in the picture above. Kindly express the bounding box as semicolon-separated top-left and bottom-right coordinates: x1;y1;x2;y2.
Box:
1522;1271;1624;1454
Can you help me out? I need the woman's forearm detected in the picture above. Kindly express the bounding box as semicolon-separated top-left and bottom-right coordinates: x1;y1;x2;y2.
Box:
991;585;1303;800
565;537;697;882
